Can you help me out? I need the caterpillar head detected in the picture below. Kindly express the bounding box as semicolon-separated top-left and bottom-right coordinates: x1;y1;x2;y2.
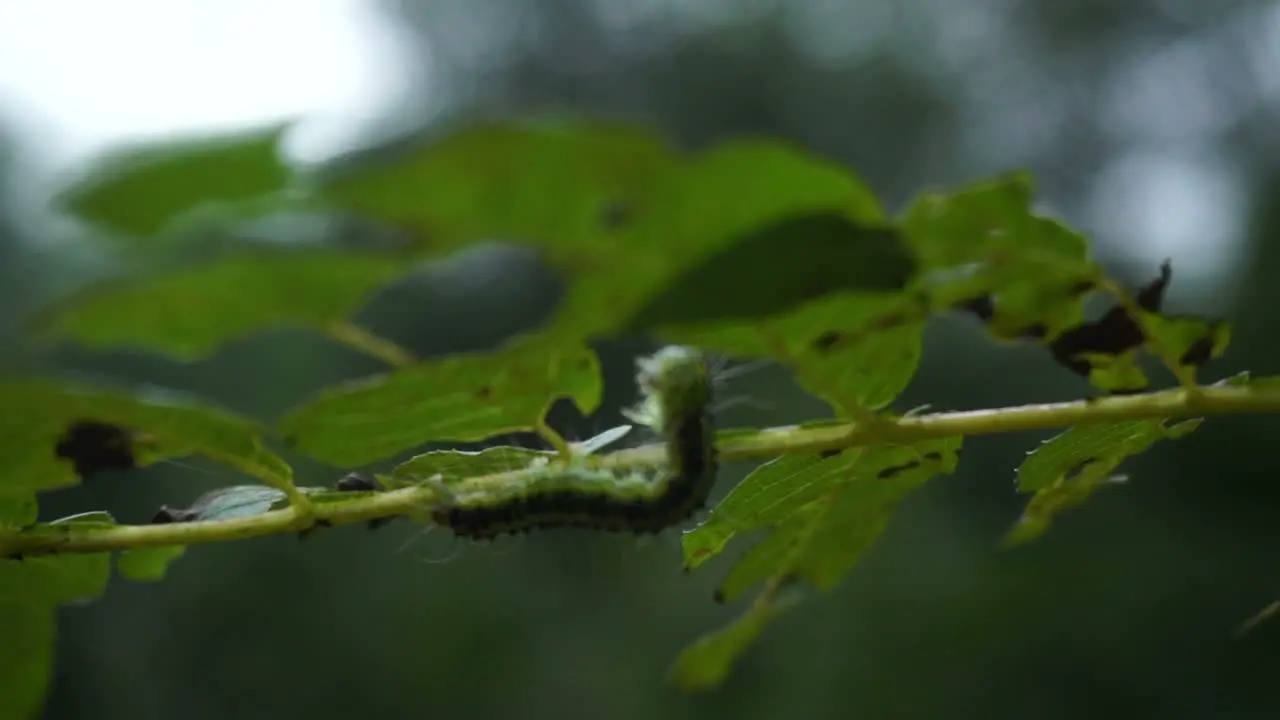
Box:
622;345;711;429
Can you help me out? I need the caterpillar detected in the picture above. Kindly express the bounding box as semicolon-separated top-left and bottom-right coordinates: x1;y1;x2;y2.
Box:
429;346;717;540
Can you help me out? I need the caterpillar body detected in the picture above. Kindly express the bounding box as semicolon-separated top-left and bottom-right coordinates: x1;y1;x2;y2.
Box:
430;346;717;540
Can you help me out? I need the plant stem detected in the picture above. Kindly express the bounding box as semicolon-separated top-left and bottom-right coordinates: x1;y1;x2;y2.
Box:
325;321;416;367
5;381;1279;559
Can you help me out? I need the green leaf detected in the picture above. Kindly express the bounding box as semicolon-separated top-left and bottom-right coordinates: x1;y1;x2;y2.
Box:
1007;418;1203;545
0;553;112;718
322;120;675;256
1078;353;1150;395
0;553;112;605
0;600;54;720
1016;419;1201;492
684;437;962;572
672;439;961;691
716;439;960;598
0;378;292;496
118;546;187;582
280;338;601;467
665;292;924;418
669;598;778;693
0;495;37;530
392;446;556;486
57;122;294;239
30;250;408;360
330;119;903;340
903;173;1089;269
900;175;1235;395
683;452;861;570
1142;312;1232;372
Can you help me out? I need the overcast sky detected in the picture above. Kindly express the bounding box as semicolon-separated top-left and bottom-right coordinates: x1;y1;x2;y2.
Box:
0;0;418;172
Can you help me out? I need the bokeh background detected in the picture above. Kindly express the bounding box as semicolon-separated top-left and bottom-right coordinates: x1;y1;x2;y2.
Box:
3;1;1280;718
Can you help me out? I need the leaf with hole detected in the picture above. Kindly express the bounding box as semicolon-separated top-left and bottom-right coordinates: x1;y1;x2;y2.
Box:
1141;312;1232;374
0;379;293;496
903;173;1099;341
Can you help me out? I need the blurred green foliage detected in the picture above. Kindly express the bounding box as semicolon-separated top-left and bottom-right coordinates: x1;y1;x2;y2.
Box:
0;111;1258;718
2;3;1280;719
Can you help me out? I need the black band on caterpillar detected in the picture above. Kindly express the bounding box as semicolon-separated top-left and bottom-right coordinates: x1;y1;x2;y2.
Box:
431;346;717;540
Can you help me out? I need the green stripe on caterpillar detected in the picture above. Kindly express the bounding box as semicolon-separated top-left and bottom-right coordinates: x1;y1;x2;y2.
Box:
429;346;717;540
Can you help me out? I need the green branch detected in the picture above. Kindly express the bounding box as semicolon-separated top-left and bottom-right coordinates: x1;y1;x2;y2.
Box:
5;382;1278;559
324;321;416;367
